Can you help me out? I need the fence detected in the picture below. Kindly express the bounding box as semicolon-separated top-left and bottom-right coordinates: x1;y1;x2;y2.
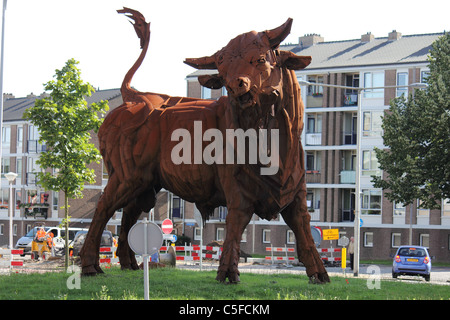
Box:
0;249;24;270
265;245;296;265
318;248;342;264
159;245;222;261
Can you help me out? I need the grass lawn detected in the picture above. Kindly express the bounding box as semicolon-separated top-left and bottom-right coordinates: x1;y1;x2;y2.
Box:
0;266;449;301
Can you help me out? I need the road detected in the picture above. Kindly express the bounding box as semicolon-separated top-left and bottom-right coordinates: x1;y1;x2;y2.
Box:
177;260;450;286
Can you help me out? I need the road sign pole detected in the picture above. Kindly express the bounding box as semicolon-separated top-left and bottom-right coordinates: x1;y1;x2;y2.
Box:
143;218;149;300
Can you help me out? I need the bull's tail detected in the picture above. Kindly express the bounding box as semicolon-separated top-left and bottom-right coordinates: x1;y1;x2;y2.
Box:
117;7;151;103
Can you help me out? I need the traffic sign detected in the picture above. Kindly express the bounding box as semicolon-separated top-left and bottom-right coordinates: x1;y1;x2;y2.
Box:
128;219;163;256
161;219;173;234
323;228;339;240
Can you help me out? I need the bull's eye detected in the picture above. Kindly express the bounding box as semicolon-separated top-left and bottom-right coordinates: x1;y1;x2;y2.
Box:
256;57;266;64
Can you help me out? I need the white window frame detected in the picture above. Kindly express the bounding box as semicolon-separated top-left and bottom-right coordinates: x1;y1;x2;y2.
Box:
262;229;271;243
364;232;374;247
396;71;408;97
391;233;402;248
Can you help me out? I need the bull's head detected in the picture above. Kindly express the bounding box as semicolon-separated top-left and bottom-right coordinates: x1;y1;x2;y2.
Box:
184;19;311;110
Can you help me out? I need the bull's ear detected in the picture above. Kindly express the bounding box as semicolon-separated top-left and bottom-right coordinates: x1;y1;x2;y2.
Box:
184;56;217;70
279;51;311;70
198;74;225;89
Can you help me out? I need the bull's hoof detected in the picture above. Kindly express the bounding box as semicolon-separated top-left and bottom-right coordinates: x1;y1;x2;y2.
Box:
308;272;330;284
216;270;240;284
81;264;104;276
120;262;140;271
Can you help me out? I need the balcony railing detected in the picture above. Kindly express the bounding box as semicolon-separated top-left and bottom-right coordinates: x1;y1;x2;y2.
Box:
343;93;358;106
305;132;322;145
342;131;357;145
306;170;321;184
340;170;356;184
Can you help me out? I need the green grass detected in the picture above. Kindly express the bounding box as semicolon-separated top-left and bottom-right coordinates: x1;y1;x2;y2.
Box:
0;267;449;300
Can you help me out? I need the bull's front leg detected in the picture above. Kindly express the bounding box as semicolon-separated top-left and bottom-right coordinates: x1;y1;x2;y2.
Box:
216;208;252;284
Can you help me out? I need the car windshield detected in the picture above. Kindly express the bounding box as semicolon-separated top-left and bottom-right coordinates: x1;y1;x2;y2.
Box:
398;248;426;257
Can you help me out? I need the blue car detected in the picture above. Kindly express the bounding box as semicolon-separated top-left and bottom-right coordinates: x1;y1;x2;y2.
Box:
392;246;431;281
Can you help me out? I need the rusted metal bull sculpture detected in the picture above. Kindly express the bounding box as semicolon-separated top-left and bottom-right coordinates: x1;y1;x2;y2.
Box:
80;7;329;284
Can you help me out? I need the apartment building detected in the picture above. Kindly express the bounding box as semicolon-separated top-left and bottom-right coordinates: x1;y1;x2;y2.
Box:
186;30;450;261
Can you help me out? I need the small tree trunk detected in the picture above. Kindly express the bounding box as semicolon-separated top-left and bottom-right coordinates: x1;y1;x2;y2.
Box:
64;194;69;272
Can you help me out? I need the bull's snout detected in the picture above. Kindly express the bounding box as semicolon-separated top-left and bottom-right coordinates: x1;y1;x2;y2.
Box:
228;76;251;97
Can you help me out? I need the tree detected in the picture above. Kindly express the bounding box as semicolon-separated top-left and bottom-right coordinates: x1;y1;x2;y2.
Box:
23;58;109;271
373;33;450;210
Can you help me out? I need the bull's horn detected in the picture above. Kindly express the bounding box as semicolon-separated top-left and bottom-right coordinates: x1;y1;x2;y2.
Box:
265;18;293;49
184;55;217;70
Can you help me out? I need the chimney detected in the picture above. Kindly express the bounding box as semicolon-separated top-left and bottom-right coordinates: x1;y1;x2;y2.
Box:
3;93;15;100
361;32;374;43
26;93;36;99
388;30;402;41
299;33;324;48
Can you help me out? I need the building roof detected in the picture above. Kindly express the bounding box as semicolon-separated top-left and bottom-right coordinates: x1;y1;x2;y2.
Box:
2;88;122;122
186;32;445;77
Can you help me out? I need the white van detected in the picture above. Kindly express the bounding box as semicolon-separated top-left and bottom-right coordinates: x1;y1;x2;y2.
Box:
16;226;88;256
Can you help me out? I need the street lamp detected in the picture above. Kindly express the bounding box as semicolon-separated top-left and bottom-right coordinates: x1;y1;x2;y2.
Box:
5;171;17;271
298;79;427;277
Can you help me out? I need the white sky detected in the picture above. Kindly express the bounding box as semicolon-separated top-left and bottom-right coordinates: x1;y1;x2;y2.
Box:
1;0;449;98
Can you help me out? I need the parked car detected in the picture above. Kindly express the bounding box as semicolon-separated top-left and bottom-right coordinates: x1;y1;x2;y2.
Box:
71;230;115;256
16;226;87;256
392;245;431;281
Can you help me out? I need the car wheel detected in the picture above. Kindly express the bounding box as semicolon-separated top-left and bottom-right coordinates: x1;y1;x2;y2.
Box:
424;275;430;282
392;272;398;279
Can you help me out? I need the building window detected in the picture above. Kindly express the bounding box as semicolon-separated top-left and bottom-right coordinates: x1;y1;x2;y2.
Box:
392;233;402;248
0;224;3;235
287;230;295;244
307;75;324;96
417;199;430;216
363;72;384;98
201;86;212;99
442;199;450;217
396;72;408;97
17;126;23;153
420;234;429;248
306;151;321;172
361;189;382;215
362;150;381;177
52;191;59;211
262;229;271;243
393;202;405;216
241;229;247;242
171;195;182;219
1;157;10;179
420;70;430;83
2;126;11;154
0;188;9;209
216;228;224;241
364;232;374;247
362;111;383;137
194;227;201;241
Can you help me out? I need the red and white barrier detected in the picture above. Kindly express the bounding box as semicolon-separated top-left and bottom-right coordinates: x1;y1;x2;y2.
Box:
99;246;119;265
317;247;342;263
159;245;222;261
0;248;24;268
265;246;296;264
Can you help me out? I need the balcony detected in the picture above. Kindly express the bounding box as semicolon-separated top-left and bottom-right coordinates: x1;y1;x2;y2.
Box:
306;171;321;184
306;95;323;108
342;131;357;145
305;132;322;145
343;93;358;106
340;170;356;184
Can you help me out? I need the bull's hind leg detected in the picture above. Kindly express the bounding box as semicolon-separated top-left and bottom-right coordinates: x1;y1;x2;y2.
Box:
116;201;142;270
80;176;138;276
216;207;253;284
281;191;330;284
117;189;157;270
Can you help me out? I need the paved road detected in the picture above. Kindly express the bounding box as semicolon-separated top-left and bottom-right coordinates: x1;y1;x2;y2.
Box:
177;261;450;286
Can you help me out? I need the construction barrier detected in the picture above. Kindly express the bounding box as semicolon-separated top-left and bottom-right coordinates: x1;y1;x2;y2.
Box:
265;245;296;264
318;248;342;263
0;248;24;268
159;245;222;261
98;246;119;265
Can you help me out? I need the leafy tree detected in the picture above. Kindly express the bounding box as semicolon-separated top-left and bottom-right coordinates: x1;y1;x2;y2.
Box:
373;33;450;210
23;59;109;270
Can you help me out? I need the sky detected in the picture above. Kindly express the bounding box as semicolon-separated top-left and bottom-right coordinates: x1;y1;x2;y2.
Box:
0;0;448;98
